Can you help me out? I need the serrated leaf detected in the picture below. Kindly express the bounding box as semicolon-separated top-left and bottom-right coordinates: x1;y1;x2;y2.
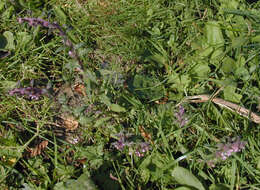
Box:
171;166;205;190
110;104;126;113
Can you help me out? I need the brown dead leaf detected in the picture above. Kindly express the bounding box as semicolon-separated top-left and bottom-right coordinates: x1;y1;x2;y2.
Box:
73;83;86;96
62;115;79;131
139;126;153;144
28;140;48;157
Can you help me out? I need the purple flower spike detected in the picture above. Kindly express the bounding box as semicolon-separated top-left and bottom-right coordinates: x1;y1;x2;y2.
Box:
9;86;47;100
215;137;247;161
175;105;188;127
17;17;83;69
112;131;133;151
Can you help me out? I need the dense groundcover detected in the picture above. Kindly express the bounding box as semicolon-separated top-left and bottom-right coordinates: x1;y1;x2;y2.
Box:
1;0;260;189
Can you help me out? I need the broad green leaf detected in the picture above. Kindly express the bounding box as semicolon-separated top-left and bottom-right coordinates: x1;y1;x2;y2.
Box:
209;184;229;190
221;56;236;73
219;0;239;9
205;21;224;59
54;173;98;190
205;21;224;46
235;67;250;81
128;74;165;101
190;63;210;78
168;74;191;92
175;187;194;190
171;166;205;190
223;85;242;103
3;31;15;50
199;46;213;58
110;104;126;113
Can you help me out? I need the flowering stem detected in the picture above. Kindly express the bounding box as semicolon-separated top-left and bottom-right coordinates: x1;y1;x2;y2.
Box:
17;17;83;70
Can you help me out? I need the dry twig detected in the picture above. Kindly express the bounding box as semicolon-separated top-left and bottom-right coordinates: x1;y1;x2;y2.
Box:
183;94;260;124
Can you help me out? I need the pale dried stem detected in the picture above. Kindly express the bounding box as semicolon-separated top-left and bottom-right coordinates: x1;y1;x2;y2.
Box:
182;94;260;124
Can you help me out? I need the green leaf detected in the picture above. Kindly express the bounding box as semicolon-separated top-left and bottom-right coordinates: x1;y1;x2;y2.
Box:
128;74;165;101
175;187;194;190
171;166;205;190
3;31;15;50
223;85;242;103
221;56;236;73
168;74;191;92
205;21;224;46
234;67;250;81
205;21;224;59
54;173;98;190
209;184;229;190
110;104;126;113
190;62;210;78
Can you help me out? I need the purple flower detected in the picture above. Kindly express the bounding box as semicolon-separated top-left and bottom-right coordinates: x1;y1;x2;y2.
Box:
175;105;188;127
112;131;151;157
135;142;150;157
112;131;133;151
17;17;83;69
215;137;246;161
9;86;47;100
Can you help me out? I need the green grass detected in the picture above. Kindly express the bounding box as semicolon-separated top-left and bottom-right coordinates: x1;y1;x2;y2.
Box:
1;0;260;189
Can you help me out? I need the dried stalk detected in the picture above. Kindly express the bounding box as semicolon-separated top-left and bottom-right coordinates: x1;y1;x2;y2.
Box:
183;94;260;124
